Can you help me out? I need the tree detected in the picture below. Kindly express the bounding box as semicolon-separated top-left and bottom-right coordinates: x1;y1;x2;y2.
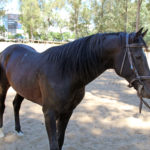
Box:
0;0;7;36
136;0;143;31
0;0;7;16
68;0;82;38
91;0;127;32
36;0;66;39
79;3;92;36
110;0;130;32
67;0;92;38
124;0;128;32
20;0;42;39
53;13;68;39
18;0;150;41
0;25;6;35
90;0;139;33
91;0;106;33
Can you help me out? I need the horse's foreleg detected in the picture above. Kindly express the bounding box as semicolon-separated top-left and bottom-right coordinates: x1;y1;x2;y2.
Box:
57;111;73;150
13;94;24;136
43;108;59;150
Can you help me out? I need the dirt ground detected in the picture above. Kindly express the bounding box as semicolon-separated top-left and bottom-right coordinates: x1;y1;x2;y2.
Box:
0;42;150;150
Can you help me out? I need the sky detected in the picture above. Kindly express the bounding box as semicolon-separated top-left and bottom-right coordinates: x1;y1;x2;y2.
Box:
5;0;20;14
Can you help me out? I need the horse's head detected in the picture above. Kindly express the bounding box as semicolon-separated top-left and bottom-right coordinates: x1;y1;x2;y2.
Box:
114;28;150;100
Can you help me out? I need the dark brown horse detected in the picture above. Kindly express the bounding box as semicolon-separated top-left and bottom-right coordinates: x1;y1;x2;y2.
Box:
0;28;150;150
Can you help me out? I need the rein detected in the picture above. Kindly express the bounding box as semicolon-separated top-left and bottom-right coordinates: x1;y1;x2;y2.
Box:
120;34;150;113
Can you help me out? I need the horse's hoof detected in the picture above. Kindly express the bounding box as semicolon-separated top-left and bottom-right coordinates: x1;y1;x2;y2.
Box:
0;128;4;138
15;130;24;137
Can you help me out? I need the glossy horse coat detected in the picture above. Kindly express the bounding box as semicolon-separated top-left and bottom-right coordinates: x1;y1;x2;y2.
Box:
0;28;150;150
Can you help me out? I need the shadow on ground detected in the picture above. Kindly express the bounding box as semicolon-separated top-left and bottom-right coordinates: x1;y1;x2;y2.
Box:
1;70;150;150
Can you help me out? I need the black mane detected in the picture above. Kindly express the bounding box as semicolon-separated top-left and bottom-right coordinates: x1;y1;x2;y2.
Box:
43;32;125;81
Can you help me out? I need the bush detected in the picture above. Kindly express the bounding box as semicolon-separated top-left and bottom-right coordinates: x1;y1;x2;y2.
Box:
0;25;6;35
14;34;25;39
8;35;15;39
18;31;72;42
62;32;71;41
47;32;72;41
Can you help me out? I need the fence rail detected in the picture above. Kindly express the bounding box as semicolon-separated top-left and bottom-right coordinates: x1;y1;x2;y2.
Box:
0;38;68;45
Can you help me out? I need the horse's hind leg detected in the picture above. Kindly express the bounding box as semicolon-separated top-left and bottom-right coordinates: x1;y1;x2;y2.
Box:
13;94;24;136
0;84;9;138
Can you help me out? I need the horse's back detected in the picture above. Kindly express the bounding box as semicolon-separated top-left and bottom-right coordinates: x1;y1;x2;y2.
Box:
1;44;37;57
4;44;37;52
0;44;39;67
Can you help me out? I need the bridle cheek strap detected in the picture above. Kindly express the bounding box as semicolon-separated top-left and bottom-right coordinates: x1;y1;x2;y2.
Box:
120;35;134;75
120;34;150;113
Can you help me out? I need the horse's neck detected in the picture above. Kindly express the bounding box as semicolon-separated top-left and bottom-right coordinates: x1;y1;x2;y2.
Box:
75;47;114;86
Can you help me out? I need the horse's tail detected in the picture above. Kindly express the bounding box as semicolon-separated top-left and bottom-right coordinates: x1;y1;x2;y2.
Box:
0;52;2;69
0;52;2;61
0;51;5;84
0;51;8;138
0;51;2;69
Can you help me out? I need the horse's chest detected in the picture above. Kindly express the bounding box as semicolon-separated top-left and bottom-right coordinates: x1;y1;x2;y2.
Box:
57;88;85;112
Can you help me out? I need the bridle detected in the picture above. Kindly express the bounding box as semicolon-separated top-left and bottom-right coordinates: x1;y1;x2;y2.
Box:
120;34;150;113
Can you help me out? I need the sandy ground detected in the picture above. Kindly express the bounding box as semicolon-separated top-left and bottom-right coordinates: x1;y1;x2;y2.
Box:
0;42;150;150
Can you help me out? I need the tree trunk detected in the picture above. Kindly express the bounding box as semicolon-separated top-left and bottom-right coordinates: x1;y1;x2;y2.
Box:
98;0;105;32
124;0;128;32
136;0;142;32
29;26;33;39
75;8;79;39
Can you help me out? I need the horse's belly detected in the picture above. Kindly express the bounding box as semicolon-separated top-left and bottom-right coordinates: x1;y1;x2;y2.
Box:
6;66;42;105
11;80;42;105
14;83;41;102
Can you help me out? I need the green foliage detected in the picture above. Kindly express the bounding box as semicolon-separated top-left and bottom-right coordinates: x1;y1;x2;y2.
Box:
20;0;66;39
0;0;8;16
18;0;150;44
8;35;15;39
91;0;136;32
20;0;42;39
68;0;82;38
63;32;71;41
8;33;24;39
51;32;63;41
14;33;25;39
33;31;72;41
46;32;63;41
0;25;6;34
0;10;5;16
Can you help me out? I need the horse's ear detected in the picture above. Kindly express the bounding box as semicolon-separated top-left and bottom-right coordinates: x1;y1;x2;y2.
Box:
142;29;148;37
136;27;144;37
